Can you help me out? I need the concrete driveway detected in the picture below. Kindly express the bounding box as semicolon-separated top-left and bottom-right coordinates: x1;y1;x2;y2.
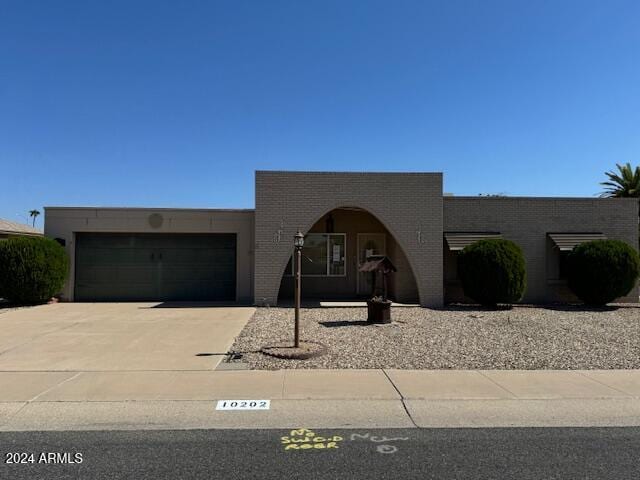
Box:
0;303;255;371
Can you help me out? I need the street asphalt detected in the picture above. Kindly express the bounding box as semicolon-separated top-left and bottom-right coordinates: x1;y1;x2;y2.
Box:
1;427;639;479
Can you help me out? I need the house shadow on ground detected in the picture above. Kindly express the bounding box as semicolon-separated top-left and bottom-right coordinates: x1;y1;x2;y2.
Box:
142;301;251;309
319;320;371;328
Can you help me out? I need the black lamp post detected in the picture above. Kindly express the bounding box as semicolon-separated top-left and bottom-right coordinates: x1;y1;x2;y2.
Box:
261;230;324;360
293;231;304;348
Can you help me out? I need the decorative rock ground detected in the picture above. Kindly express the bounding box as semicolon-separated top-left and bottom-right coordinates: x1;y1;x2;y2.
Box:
231;305;640;370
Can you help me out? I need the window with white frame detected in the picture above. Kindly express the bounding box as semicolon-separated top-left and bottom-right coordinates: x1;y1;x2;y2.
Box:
286;233;346;276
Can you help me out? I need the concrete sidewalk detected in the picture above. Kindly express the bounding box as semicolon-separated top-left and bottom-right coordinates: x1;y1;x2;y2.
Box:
1;369;640;431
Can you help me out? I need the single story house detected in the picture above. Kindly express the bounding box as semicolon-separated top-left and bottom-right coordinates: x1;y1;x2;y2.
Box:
0;219;43;239
45;171;639;306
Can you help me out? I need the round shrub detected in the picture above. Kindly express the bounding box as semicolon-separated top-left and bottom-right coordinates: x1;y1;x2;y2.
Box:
457;238;527;306
566;239;640;305
0;236;69;304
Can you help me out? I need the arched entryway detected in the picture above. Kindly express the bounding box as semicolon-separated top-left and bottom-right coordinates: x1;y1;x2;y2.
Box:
277;207;419;303
254;171;444;307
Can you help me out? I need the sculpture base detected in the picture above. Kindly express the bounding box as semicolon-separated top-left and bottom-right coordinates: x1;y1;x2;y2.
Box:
366;299;392;323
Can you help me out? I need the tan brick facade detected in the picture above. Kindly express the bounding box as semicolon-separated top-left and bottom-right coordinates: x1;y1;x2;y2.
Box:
254;171;444;307
443;197;639;303
46;171;639;306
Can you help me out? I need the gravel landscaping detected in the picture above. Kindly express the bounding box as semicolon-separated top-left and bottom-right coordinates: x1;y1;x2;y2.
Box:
230;305;640;370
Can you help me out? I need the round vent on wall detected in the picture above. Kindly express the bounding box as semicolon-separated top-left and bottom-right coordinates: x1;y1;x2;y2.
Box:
148;213;164;229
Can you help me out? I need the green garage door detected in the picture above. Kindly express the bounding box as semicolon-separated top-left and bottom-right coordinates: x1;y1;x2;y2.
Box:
75;233;236;301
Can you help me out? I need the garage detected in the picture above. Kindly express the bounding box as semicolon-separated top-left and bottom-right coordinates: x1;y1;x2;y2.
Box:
75;233;236;302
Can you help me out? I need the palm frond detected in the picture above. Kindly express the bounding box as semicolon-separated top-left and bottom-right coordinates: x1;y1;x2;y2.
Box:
600;163;640;198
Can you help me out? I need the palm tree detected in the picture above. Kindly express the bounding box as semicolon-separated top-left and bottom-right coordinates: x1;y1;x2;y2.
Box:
29;209;40;227
600;163;640;198
601;163;640;247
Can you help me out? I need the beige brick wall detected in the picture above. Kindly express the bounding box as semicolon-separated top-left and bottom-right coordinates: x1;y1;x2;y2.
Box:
44;207;255;303
255;171;443;307
45;174;638;306
443;197;639;303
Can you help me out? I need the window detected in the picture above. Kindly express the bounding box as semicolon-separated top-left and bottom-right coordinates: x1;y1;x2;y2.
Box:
558;251;570;279
547;233;606;283
286;233;346;277
301;234;327;275
328;234;346;275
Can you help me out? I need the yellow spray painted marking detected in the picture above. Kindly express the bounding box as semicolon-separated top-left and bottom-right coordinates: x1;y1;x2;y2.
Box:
281;428;343;451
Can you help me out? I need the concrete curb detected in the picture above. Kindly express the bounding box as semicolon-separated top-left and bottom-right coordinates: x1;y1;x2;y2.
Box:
1;369;640;431
2;397;640;431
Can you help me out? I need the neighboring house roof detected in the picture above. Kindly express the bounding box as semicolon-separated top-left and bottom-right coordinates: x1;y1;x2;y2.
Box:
0;218;43;236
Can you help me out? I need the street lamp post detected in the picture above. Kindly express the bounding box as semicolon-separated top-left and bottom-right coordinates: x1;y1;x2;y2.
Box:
293;231;304;348
261;230;324;360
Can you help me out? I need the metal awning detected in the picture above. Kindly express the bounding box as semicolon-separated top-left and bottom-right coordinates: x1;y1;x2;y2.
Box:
444;232;502;251
548;233;607;251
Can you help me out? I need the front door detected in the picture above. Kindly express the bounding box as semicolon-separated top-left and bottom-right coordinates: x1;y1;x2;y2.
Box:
357;233;386;296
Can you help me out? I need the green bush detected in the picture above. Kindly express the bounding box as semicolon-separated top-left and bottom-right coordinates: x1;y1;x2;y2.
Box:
457;238;527;306
0;236;69;304
567;240;640;305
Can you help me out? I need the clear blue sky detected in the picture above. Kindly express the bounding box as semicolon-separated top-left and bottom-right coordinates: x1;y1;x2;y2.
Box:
1;1;639;226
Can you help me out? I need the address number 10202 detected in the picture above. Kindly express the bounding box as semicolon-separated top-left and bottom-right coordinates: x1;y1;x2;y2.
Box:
216;400;270;410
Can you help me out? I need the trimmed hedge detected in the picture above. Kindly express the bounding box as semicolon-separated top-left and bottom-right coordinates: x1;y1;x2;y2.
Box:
567;239;640;305
0;236;69;304
457;238;527;306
